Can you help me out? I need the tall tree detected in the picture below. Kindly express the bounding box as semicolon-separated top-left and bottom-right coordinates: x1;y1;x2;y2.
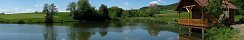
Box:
43;3;58;23
67;2;77;17
98;4;109;20
43;3;49;14
108;6;124;20
204;0;224;24
74;0;97;20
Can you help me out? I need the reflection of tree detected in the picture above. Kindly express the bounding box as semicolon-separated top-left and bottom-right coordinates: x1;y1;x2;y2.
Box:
68;32;93;40
78;32;93;40
67;22;128;40
68;22;99;40
146;24;180;36
99;32;107;37
108;22;124;28
44;23;56;40
147;27;161;36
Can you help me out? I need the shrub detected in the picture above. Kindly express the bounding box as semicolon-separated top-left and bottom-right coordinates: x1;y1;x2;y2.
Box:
239;17;244;23
205;25;239;40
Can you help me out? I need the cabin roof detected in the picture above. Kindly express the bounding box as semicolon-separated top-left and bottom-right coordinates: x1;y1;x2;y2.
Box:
176;0;238;11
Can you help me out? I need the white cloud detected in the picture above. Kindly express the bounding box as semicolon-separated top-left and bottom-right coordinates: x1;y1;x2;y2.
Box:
34;4;42;7
150;0;167;4
123;2;129;6
150;1;159;4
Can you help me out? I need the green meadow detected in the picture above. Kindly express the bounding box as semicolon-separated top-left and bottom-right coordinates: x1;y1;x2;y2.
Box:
0;12;77;23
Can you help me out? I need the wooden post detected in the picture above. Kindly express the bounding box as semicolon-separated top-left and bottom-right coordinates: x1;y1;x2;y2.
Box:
179;25;182;35
178;12;181;19
189;27;191;36
202;28;205;40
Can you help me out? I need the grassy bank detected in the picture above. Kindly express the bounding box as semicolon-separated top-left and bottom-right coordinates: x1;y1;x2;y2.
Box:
0;12;242;24
119;12;189;24
0;12;77;23
235;15;244;22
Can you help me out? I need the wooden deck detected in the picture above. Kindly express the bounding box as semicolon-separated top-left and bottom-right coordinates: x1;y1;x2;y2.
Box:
178;19;209;27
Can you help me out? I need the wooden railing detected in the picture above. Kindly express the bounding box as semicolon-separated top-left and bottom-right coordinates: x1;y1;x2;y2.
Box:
178;19;208;27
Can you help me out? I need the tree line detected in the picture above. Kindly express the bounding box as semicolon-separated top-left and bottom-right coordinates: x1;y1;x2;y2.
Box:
43;0;166;23
65;0;163;21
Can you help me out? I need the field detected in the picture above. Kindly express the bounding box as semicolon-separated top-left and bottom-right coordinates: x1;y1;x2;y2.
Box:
0;12;77;23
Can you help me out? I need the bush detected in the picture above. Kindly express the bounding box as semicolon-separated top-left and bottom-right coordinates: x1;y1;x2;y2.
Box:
236;10;244;15
205;25;239;40
239;17;244;23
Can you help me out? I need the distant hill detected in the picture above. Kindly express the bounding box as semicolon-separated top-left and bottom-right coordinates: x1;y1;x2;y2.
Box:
139;3;179;11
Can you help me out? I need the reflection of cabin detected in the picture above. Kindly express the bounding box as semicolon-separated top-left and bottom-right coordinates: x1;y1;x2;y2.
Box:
176;0;238;27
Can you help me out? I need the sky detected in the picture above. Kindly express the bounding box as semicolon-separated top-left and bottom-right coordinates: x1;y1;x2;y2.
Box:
0;0;179;14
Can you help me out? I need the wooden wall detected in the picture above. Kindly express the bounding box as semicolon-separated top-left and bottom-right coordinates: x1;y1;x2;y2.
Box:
229;9;235;24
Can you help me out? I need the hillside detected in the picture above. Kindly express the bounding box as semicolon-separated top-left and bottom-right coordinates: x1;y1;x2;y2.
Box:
139;3;179;10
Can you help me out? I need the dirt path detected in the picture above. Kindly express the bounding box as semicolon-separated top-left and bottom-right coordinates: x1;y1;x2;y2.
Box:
231;24;244;35
231;24;244;40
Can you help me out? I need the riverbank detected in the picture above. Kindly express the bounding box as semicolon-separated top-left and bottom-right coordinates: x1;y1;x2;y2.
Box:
0;12;77;23
0;12;242;24
0;12;186;24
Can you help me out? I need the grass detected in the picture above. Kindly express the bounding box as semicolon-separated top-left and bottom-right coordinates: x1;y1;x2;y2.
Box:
0;12;77;23
120;12;189;23
205;26;240;40
235;15;244;22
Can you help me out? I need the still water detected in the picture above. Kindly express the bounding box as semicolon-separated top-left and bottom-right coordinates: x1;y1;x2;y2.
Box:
0;22;201;40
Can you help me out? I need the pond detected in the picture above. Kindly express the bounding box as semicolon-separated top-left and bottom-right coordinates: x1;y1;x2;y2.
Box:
0;22;202;40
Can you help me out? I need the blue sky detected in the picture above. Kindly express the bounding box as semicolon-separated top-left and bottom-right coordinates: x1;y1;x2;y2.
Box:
0;0;179;14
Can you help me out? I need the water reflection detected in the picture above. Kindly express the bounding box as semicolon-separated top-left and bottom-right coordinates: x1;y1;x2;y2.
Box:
0;22;204;40
178;26;205;40
44;23;56;40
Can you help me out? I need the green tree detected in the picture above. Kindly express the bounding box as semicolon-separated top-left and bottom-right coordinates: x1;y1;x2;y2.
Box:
108;6;124;20
146;6;161;17
43;3;58;23
43;3;49;14
98;4;109;20
74;0;97;21
67;2;77;17
204;0;224;24
231;0;244;15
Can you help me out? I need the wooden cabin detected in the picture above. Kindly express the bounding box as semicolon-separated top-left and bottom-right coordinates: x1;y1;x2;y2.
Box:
176;0;238;28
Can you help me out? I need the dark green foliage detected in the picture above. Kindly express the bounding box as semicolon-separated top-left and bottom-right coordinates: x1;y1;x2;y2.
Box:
43;4;49;14
98;4;109;20
74;0;98;21
236;17;244;24
231;0;244;15
34;11;39;13
240;17;244;23
67;2;77;17
43;3;58;23
204;0;224;18
108;6;124;20
205;26;239;40
146;6;161;16
231;0;244;10
122;10;149;17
